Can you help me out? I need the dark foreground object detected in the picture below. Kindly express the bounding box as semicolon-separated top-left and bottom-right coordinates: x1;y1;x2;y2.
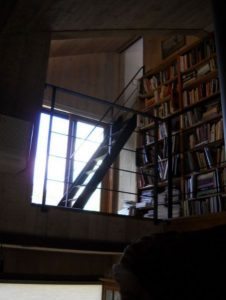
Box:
113;225;226;300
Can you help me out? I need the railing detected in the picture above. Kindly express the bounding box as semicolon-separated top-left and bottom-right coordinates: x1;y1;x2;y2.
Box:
34;67;175;222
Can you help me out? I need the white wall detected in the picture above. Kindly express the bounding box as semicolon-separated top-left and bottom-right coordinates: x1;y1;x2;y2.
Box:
46;52;120;122
121;38;143;107
117;39;143;212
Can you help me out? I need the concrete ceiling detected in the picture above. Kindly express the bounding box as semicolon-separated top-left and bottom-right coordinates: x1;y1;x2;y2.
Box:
1;0;213;55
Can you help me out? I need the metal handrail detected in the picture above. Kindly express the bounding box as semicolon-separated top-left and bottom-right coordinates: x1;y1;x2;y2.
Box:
45;66;161;160
42;67;161;211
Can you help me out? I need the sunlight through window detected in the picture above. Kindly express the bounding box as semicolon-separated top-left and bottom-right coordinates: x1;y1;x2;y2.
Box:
32;112;104;211
0;283;102;300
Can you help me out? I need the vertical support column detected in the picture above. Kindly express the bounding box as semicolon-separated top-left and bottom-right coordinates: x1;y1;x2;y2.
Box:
0;33;50;122
153;118;159;222
212;1;226;147
0;33;50;206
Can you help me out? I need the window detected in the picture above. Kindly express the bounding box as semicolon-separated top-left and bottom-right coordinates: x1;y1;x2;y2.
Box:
0;283;102;300
32;111;104;211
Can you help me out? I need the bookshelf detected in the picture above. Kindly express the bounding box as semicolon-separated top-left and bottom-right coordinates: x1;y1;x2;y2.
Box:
135;33;226;220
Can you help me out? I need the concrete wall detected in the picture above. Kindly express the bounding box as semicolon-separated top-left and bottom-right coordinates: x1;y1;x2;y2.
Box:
2;247;118;279
0;33;50;122
0;169;163;277
46;52;121;122
0;37;164;278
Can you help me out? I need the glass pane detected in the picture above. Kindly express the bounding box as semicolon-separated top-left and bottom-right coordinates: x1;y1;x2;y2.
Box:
32;113;50;204
76;122;104;142
114;291;121;300
48;156;66;182
73;122;104;211
73;161;86;180
46;180;65;205
84;185;101;212
74;139;100;161
106;290;113;300
74;123;104;163
32;113;104;211
0;283;102;300
49;132;68;158
52;116;69;135
32;113;69;205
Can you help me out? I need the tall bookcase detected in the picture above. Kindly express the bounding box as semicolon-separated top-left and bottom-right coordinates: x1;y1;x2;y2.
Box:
135;33;226;220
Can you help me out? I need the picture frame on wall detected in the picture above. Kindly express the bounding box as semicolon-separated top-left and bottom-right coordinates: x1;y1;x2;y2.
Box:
161;35;185;59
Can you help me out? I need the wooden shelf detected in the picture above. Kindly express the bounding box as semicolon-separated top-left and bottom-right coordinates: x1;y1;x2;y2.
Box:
137;33;225;220
184;162;226;178
181;112;222;133
181;53;216;75
189;138;224;152
182;91;220;110
182;70;218;90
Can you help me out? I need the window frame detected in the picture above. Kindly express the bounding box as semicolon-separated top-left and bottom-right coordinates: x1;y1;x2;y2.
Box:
32;108;108;209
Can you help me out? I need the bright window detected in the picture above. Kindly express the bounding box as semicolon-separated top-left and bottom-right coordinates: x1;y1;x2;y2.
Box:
0;283;102;300
32;112;104;211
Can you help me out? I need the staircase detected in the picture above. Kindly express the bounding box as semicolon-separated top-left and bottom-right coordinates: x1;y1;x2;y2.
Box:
58;114;137;209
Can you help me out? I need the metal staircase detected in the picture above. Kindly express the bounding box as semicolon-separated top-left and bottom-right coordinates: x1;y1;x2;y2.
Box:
58;114;137;209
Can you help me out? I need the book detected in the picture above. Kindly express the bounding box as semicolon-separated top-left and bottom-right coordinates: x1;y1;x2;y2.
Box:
197;62;211;77
203;147;214;168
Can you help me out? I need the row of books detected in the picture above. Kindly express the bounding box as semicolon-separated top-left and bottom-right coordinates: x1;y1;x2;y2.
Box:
152;98;180;118
143;204;180;219
137;188;155;206
159;154;180;180
137;136;180;169
144;81;178;103
139;123;168;146
137;155;180;187
138;186;180;204
184;145;225;174
182;101;220;129
185;146;225;173
197;58;217;76
136;142;168;167
143;128;155;145
140;187;181;219
180;36;216;72
185;171;219;199
183;109;202;128
139;130;180;160
143;64;178;95
137;168;155;187
186;196;222;216
137;114;154;129
182;58;216;85
185;119;223;149
182;78;219;106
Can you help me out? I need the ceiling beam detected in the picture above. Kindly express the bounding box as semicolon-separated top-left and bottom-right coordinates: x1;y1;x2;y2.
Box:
50;28;207;40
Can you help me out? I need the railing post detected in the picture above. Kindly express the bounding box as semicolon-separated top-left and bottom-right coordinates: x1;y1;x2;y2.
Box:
64;117;76;207
153;118;159;222
167;118;173;219
109;107;114;154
